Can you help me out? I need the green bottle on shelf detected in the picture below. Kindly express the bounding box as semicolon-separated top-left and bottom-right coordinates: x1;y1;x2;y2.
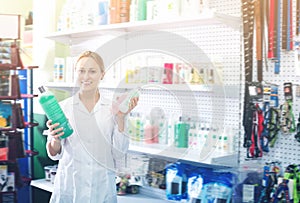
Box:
38;86;73;139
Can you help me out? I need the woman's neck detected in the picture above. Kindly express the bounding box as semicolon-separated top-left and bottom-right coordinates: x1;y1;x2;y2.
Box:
79;89;100;112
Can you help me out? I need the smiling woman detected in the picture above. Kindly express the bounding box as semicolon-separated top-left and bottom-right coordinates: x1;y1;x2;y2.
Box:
45;50;139;203
74;51;105;96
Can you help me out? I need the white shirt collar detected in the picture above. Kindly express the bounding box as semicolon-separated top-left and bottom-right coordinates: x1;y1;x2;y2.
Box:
71;90;111;113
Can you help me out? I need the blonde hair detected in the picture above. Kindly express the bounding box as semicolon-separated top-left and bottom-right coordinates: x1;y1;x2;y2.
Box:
75;51;105;73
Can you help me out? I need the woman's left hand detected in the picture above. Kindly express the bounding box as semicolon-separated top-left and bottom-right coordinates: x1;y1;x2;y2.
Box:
115;96;139;132
117;96;139;116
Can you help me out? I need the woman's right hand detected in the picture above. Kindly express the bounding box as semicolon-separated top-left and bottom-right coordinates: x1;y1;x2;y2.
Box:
46;120;65;140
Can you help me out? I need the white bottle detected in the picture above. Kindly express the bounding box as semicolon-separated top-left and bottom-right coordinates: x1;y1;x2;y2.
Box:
179;66;186;84
180;0;201;17
210;126;219;153
127;113;135;143
146;0;155;20
130;0;137;22
187;120;197;149
192;122;200;149
202;124;210;150
138;114;145;144
119;88;141;113
197;123;205;152
167;114;176;147
222;126;235;154
135;113;141;142
215;127;223;154
158;115;167;145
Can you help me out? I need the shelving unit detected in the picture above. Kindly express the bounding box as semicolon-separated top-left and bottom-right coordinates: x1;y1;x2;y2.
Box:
34;1;242;201
32;0;300;202
43;11;242;103
43;9;242;168
0;45;38;202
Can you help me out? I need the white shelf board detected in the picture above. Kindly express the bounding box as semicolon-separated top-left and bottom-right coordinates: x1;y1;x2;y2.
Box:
128;143;238;168
100;83;212;92
45;12;240;44
45;82;240;97
31;179;53;193
45;82;212;91
31;179;175;203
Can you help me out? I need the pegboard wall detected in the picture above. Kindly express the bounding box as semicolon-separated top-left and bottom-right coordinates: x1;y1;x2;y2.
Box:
238;0;300;169
65;0;243;171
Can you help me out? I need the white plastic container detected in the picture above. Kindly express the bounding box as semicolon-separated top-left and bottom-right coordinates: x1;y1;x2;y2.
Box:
44;166;52;181
50;167;57;184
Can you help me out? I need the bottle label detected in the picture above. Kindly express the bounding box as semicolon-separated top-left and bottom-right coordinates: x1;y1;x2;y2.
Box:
41;95;66;123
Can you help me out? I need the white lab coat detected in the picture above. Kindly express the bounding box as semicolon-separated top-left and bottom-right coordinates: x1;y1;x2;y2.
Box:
46;92;129;203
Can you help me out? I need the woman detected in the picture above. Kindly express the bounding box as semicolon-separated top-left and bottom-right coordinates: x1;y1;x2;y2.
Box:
46;51;138;203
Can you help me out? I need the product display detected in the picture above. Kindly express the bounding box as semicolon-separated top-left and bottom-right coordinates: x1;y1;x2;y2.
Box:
16;0;300;202
55;0;209;31
128;113;236;158
0;39;38;202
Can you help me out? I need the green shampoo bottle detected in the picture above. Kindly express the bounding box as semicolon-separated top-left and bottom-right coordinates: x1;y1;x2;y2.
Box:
38;86;73;139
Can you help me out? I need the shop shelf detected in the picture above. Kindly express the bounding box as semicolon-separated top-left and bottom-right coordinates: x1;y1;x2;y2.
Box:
0;127;15;132
0;94;37;100
45;81;211;91
45;11;240;45
0;122;38;132
0;64;17;70
128;143;238;168
25;149;39;157
30;179;53;193
45;82;240;97
21;94;38;99
31;179;177;202
24;122;39;128
0;64;38;70
100;83;212;91
0;95;20;100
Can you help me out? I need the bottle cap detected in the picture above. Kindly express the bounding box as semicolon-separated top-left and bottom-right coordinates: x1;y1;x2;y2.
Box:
38;86;46;94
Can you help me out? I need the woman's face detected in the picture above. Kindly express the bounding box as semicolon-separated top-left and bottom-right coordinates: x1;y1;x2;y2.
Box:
75;57;104;92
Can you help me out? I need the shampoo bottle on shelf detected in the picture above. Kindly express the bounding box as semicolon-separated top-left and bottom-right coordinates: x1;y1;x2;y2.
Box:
167;115;175;146
222;126;235;154
38;86;73;139
199;123;208;152
144;117;154;144
174;117;188;148
158;115;167;145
